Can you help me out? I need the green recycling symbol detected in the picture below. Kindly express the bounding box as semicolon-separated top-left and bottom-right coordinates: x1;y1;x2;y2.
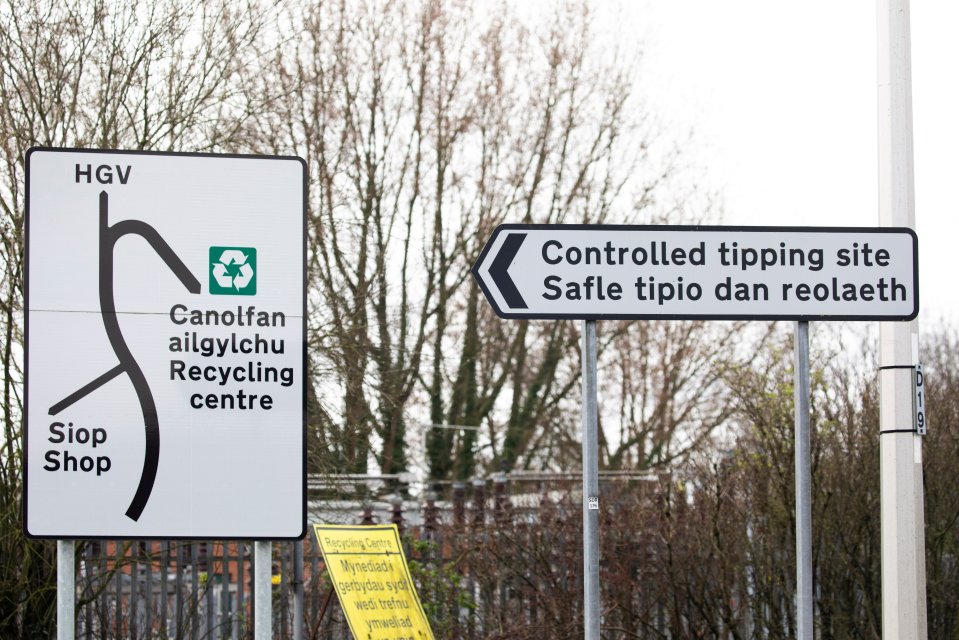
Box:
209;246;257;295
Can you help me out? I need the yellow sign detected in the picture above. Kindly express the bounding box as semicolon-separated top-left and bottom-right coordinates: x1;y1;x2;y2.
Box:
313;524;434;640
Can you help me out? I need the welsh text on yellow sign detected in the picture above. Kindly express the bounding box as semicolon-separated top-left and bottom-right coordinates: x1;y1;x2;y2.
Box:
313;524;434;640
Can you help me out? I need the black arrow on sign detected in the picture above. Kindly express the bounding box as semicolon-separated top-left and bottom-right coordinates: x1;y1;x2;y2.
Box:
48;192;201;522
490;232;527;309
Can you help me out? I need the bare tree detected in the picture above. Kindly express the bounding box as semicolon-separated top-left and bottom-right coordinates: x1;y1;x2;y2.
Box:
242;0;446;474
421;1;669;480
243;0;744;483
598;320;766;470
0;1;268;634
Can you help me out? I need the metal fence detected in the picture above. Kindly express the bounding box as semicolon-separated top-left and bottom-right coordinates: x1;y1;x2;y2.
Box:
69;472;668;640
64;465;959;638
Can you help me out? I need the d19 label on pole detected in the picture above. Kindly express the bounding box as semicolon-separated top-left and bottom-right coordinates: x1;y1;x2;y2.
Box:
472;224;918;321
25;148;306;539
915;363;926;435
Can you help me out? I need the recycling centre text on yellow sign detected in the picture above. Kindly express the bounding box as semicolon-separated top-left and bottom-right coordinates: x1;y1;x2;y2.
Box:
313;524;434;640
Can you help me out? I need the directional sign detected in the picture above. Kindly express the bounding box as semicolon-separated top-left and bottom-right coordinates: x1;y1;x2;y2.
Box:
472;224;918;320
25;148;306;539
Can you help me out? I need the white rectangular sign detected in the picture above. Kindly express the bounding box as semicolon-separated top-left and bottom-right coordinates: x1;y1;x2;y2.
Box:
472;224;918;320
25;148;306;539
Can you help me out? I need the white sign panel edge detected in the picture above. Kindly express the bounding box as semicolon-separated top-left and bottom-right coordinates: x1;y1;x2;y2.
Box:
472;223;919;321
24;147;307;540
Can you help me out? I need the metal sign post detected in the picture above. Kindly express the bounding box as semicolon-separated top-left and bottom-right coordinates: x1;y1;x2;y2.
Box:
255;541;272;640
794;322;812;640
57;540;75;640
581;320;600;640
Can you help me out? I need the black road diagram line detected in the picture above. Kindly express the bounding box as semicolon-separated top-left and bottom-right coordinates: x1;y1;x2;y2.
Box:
47;191;201;522
99;192;201;521
48;363;125;415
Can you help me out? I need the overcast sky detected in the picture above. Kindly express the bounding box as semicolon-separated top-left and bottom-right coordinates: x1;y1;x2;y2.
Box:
636;1;957;326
